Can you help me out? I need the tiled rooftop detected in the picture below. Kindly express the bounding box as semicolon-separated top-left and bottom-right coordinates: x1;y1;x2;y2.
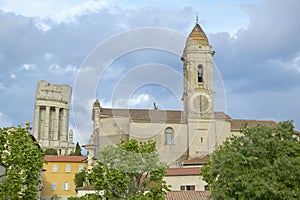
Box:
100;108;230;123
166;167;201;176
231;119;277;130
97;104;283;133
45;155;87;162
166;191;210;200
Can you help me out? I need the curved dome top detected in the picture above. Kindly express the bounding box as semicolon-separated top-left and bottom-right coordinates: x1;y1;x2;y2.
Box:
188;18;209;46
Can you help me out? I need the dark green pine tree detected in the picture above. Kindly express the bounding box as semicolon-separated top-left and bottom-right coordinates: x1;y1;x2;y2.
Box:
74;142;82;156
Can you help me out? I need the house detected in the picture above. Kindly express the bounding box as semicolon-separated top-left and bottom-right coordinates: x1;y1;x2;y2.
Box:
164;167;206;191
41;155;87;200
164;154;210;192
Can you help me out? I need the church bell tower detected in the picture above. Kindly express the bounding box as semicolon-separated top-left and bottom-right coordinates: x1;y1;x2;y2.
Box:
182;17;215;119
182;18;216;158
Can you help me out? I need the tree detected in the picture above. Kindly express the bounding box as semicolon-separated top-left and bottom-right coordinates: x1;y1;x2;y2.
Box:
69;142;82;156
0;123;45;199
45;148;58;155
74;142;82;156
87;139;169;200
201;121;300;200
74;169;86;187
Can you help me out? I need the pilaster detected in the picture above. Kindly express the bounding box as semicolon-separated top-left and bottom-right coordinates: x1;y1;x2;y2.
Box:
44;106;50;140
33;105;40;139
61;109;68;142
54;107;60;140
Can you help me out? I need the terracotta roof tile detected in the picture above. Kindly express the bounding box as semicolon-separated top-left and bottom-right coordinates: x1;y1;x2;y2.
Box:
166;167;201;176
45;155;87;162
101;108;184;123
76;186;211;199
231;119;277;130
214;112;231;119
166;191;210;200
100;108;230;123
182;155;210;165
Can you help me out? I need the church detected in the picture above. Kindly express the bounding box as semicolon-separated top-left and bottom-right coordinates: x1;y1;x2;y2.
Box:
84;19;277;167
30;18;280;195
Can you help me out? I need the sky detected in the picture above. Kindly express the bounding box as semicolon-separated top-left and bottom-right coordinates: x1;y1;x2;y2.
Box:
0;0;300;145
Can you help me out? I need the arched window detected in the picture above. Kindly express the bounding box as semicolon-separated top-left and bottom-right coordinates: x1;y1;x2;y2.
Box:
198;64;203;82
164;127;174;145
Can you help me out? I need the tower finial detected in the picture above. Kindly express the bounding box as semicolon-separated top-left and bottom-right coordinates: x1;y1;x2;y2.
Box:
196;12;199;25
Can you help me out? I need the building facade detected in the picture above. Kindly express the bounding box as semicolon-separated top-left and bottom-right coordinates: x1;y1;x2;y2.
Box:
41;155;87;200
164;167;205;191
85;19;278;168
33;80;75;155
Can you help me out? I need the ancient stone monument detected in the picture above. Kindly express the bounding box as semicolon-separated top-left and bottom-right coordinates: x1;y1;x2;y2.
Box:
33;80;74;155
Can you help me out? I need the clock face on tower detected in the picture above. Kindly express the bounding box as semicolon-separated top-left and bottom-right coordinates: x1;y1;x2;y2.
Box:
191;93;210;114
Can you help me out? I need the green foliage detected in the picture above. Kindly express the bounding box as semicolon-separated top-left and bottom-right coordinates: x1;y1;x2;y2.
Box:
88;139;169;200
51;194;62;200
75;142;82;156
69;142;82;156
202;121;300;200
74;169;87;187
68;194;100;200
45;148;58;155
0;123;45;199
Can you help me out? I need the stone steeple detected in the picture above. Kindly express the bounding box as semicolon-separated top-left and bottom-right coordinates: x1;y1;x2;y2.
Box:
182;18;215;119
188;17;209;46
181;18;217;158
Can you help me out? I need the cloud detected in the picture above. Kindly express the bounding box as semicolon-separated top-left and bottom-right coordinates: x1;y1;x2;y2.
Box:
50;0;109;24
101;65;125;80
49;63;61;71
66;64;78;73
9;73;16;80
210;0;300;126
0;0;109;24
21;64;36;70
227;86;300;127
99;92;174;111
49;64;79;74
128;94;150;106
99;99;112;108
44;52;53;60
0;2;192;137
0;82;6;91
35;20;52;32
69;97;95;144
211;0;300;90
273;52;300;73
112;93;151;108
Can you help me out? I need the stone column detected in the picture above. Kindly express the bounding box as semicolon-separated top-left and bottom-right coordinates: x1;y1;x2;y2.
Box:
33;105;40;139
61;109;67;142
44;106;50;140
54;107;60;141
